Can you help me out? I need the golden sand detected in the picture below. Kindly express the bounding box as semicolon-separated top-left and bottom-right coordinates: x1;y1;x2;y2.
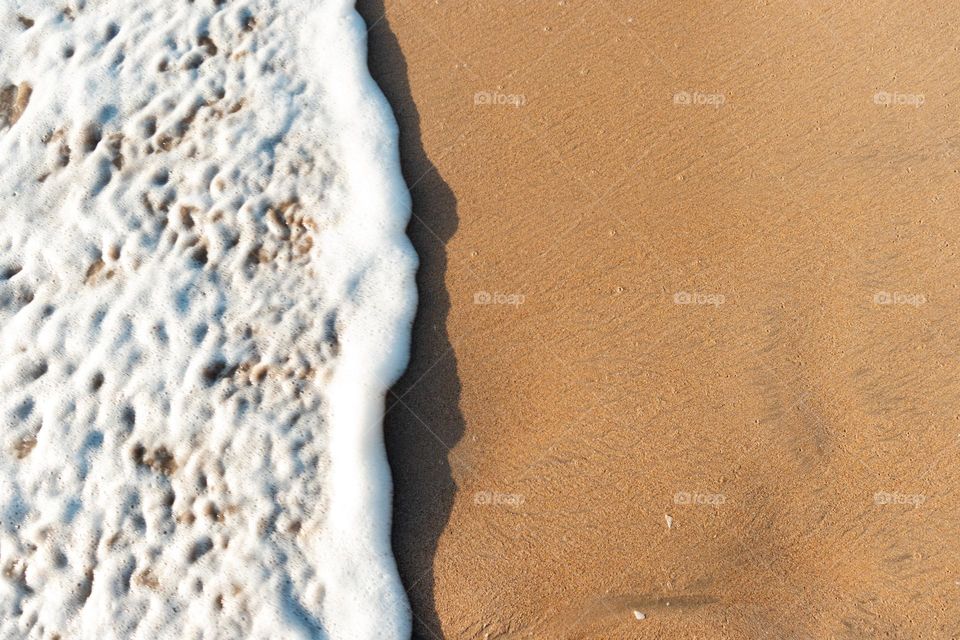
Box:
359;1;960;636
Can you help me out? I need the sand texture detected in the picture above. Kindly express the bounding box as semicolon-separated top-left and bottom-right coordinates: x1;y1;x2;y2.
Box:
358;0;960;637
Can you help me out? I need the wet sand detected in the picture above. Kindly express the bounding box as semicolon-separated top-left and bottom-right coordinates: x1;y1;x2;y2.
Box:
359;1;960;637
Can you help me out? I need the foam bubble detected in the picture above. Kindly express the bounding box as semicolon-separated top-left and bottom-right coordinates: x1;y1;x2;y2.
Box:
0;1;415;637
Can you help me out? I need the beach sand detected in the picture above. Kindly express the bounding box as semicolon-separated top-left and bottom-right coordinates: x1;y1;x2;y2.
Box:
358;1;960;637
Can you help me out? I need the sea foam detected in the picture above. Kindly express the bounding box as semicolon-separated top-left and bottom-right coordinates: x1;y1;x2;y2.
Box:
0;1;415;638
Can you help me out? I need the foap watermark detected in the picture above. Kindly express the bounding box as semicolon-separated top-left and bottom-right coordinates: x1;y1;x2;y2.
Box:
474;90;526;108
674;491;726;506
873;291;926;307
674;291;725;307
474;291;525;306
874;491;925;508
874;91;924;108
673;90;726;109
474;491;525;507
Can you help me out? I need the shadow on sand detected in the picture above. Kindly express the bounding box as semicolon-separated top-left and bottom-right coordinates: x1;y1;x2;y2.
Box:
356;3;463;638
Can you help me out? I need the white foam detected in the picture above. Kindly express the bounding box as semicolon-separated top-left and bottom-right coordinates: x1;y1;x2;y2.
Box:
0;1;415;638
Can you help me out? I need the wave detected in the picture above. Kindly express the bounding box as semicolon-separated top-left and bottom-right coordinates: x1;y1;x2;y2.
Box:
0;0;415;637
